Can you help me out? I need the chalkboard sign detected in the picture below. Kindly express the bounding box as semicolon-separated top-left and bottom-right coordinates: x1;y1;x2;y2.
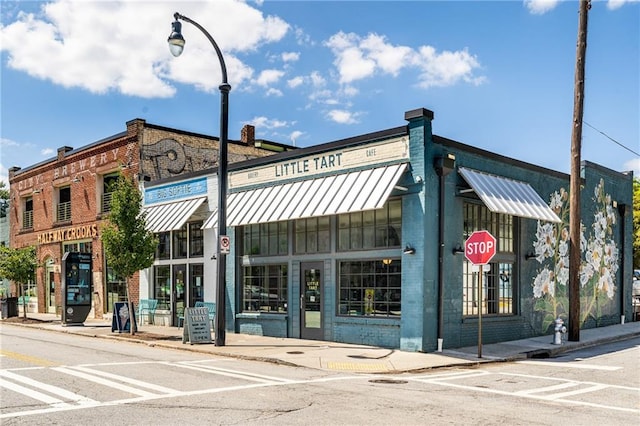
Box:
111;302;138;333
182;307;212;345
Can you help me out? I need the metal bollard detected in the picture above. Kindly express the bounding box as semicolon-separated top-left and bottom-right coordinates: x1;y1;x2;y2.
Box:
552;317;566;345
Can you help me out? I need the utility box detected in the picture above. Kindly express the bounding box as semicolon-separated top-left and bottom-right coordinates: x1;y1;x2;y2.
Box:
1;297;18;319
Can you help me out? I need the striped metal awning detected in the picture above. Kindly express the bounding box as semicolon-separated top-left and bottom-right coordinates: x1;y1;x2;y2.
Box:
144;197;207;233
202;209;218;230
227;163;408;226
458;167;560;223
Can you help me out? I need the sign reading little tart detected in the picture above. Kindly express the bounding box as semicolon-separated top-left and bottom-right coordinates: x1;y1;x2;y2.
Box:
229;136;409;190
182;307;213;345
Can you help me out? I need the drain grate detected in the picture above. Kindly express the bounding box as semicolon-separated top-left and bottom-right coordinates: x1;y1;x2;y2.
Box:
286;351;304;355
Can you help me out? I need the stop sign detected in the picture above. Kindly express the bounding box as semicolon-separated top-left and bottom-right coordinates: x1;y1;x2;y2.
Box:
465;230;496;265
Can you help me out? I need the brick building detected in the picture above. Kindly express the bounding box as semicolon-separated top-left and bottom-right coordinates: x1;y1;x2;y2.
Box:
8;119;292;318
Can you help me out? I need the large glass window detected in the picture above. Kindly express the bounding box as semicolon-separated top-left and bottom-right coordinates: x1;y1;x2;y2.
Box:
240;221;288;256
462;202;515;316
242;265;288;313
154;265;171;310
102;173;119;214
156;232;170;260
172;224;188;259
105;266;126;312
338;199;401;251
338;259;402;317
295;217;330;254
189;222;204;257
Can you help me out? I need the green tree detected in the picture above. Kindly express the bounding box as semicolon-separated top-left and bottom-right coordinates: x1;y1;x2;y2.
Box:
0;245;38;319
0;181;9;218
101;175;157;335
633;178;640;268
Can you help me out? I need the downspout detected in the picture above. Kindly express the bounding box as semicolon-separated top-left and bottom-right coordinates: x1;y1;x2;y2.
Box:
617;203;626;324
434;154;455;352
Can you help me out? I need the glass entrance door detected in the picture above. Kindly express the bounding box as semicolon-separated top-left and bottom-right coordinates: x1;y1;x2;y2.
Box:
300;262;323;340
46;266;56;314
172;264;186;326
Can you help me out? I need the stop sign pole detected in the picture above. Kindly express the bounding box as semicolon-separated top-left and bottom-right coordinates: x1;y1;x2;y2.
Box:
464;230;497;358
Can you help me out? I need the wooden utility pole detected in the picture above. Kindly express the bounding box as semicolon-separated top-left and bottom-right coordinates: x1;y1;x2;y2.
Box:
569;0;590;342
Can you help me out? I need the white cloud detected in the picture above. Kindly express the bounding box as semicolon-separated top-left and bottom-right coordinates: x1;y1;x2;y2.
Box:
248;116;290;129
287;76;304;88
623;158;640;177
324;31;483;88
326;109;360;124
255;69;285;87
289;130;304;146
41;148;55;156
265;87;283;97
607;0;640;9
0;0;289;98
281;51;300;62
524;0;560;15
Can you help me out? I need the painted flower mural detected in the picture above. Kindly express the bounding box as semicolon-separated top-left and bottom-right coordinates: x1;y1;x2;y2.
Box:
531;179;619;333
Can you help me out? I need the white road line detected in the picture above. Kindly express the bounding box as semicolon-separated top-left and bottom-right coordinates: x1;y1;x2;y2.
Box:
516;360;622;371
0;370;97;405
544;384;609;399
0;377;71;408
68;365;179;394
52;366;159;397
178;361;296;383
515;381;580;395
168;362;290;384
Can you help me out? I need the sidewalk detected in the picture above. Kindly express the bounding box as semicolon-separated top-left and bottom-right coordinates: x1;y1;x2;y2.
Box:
3;313;640;374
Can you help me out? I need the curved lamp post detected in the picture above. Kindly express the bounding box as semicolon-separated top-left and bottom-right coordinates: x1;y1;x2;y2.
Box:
168;12;230;346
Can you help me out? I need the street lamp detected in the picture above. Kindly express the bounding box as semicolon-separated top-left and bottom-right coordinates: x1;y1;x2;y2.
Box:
168;12;230;346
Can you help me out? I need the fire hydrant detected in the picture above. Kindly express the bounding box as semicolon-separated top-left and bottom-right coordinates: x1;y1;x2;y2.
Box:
552;317;566;345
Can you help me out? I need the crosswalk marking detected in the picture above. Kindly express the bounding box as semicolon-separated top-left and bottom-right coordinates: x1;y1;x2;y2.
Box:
516;360;621;371
169;361;293;383
0;377;72;408
52;366;160;397
68;365;179;394
0;370;97;405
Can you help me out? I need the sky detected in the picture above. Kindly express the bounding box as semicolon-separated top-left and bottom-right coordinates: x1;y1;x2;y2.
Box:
1;0;638;188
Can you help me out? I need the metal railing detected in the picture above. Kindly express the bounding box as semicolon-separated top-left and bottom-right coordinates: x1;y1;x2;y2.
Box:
102;192;113;213
22;210;33;229
57;201;71;222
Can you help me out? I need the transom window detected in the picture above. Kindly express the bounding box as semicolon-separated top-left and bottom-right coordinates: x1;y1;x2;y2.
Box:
294;216;330;254
338;259;401;317
240;222;288;256
338;199;401;251
462;202;515;316
242;265;288;313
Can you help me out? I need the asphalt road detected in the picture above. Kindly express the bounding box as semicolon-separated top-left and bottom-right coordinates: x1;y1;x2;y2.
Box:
1;324;638;425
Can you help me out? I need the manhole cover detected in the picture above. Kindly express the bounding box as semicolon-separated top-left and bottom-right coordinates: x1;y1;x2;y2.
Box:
368;379;408;385
286;351;304;355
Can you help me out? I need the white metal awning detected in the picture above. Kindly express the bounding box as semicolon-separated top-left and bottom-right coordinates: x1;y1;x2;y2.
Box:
202;209;218;230
144;197;207;233
227;163;408;226
458;167;560;223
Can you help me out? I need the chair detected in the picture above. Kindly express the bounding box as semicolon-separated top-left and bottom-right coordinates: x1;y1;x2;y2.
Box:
195;301;216;330
137;299;158;325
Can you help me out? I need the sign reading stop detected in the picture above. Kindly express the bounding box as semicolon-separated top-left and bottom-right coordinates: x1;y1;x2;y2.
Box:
464;230;496;265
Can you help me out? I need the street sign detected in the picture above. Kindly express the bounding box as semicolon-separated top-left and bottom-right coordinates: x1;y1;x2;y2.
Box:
219;235;230;254
464;230;496;265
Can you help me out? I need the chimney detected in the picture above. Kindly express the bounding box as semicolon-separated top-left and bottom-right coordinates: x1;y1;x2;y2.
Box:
57;146;73;161
240;124;255;145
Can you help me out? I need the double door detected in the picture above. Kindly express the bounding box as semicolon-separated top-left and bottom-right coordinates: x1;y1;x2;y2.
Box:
170;264;204;326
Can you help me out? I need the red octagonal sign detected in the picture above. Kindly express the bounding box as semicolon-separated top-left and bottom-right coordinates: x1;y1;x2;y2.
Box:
465;230;497;265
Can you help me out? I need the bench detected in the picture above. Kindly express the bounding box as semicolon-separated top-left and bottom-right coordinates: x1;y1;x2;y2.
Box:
137;299;158;325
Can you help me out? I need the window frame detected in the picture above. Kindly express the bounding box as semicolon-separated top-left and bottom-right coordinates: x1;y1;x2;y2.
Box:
241;264;288;313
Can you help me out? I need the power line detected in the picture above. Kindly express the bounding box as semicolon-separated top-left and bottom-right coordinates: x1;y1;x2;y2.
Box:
583;120;639;156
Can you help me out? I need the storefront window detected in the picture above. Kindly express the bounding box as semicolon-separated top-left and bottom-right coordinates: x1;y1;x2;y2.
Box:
154;265;171;310
294;217;330;254
240;221;288;256
242;265;288;313
172;224;188;259
338;199;401;251
338;259;401;317
462;202;515;316
189;222;204;257
105;265;126;312
156;232;170;260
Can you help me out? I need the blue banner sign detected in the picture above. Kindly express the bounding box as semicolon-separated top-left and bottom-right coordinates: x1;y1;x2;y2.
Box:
145;177;207;205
